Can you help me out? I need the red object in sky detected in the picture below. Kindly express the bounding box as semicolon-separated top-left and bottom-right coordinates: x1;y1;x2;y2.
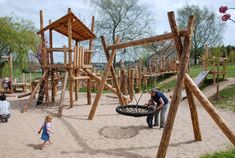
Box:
219;6;228;13
221;14;231;21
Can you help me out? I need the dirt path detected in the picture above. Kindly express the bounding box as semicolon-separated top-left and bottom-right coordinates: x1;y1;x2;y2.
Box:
0;78;234;158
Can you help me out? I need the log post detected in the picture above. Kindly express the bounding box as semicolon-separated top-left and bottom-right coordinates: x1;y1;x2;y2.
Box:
185;85;202;141
212;57;216;85
86;16;95;105
156;13;195;158
9;54;13;93
120;68;125;94
68;8;73;108
185;73;235;145
75;42;79;101
88;36;121;120
129;69;134;102
58;72;68;117
49;19;56;102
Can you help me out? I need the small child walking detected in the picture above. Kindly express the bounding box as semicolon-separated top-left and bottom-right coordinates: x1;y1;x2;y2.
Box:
38;116;54;150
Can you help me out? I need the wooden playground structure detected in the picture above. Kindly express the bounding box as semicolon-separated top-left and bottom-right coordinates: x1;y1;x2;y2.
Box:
19;8;235;158
0;54;31;93
201;44;228;84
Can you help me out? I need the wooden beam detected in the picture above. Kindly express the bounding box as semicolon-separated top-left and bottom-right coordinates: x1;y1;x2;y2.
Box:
185;85;202;141
185;73;235;145
107;30;189;51
168;11;183;59
83;69;116;94
88;36;121;120
101;36;125;105
68;12;73;108
156;14;195;158
58;72;68;117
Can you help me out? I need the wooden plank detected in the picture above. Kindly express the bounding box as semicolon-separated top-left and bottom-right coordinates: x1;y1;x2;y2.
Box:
18;92;32;98
74;46;77;68
58;72;68;117
83;69;129;100
156;14;195;158
185;73;235;145
72;76;91;80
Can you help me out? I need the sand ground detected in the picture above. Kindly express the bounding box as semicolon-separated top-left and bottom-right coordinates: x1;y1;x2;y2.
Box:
0;78;234;158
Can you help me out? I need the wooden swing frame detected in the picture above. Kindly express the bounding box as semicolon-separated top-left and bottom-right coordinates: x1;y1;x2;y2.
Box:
88;11;235;158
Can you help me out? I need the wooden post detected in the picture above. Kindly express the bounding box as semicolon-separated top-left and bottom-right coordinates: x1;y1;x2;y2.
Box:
120;68;125;94
58;72;68;117
205;44;208;71
212;57;216;85
49;19;56;102
100;36;125;105
129;69;134;101
63;45;67;67
156;13;195;158
75;42;79;101
9;54;13;93
185;73;235;145
88;36;121;120
185;85;202;141
68;8;73;108
86;16;95;105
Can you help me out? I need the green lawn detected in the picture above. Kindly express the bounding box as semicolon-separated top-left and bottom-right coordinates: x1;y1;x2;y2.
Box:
201;148;235;158
209;84;235;112
157;63;235;91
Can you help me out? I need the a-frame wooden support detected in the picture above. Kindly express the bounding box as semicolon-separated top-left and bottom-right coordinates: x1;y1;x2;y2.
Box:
156;12;235;158
86;10;235;157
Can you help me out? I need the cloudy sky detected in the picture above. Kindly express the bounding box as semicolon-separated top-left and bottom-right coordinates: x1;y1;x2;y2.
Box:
0;0;234;61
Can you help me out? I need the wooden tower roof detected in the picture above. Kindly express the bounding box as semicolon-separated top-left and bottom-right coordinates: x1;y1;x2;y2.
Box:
38;12;96;41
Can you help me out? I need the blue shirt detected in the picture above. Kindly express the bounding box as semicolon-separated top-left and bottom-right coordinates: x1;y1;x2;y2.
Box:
151;91;169;105
0;101;10;115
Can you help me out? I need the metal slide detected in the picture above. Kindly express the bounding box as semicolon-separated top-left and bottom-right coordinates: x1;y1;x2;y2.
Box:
182;70;210;99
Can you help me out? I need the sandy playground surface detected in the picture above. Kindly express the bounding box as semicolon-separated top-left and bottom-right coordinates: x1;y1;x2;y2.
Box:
0;78;235;158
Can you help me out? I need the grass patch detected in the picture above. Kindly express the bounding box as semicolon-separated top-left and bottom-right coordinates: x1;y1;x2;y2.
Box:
189;65;204;77
157;79;177;91
209;84;235;112
226;63;235;78
201;148;235;158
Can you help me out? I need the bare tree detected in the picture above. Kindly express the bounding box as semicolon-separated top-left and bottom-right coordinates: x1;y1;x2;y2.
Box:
177;4;225;65
91;0;155;67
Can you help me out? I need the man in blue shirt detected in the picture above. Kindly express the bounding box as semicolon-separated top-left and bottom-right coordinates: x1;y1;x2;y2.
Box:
146;89;169;128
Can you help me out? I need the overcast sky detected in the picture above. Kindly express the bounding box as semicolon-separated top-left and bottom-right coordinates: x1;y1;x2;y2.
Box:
0;0;234;62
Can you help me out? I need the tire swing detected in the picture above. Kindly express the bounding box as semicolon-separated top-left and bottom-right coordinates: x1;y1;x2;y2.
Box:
116;77;157;117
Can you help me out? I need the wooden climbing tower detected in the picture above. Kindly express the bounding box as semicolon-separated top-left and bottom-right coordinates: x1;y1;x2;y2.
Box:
24;8;130;118
23;8;97;115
